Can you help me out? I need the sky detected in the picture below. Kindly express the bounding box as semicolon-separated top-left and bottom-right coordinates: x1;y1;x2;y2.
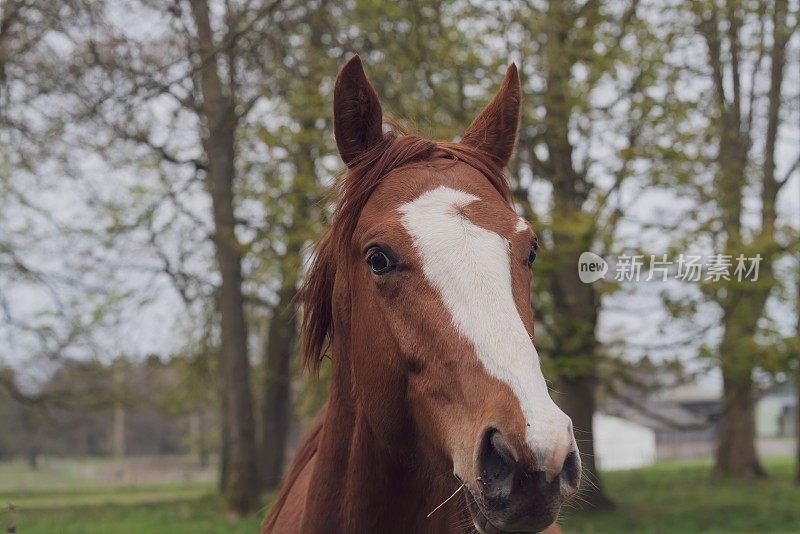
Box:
1;1;799;393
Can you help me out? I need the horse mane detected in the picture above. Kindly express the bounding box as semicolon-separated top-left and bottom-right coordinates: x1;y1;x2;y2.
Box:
300;123;510;374
262;410;325;532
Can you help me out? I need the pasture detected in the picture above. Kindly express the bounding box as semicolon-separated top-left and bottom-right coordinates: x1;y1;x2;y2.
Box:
1;457;798;533
0;458;264;533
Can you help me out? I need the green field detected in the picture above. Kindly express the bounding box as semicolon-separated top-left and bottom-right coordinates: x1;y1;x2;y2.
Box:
1;457;799;533
0;459;266;534
562;457;800;533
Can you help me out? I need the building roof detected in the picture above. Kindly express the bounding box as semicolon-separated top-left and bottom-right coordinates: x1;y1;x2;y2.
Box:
602;399;709;431
656;382;721;403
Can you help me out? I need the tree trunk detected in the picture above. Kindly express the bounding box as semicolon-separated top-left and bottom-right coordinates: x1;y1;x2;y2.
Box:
190;410;210;467
794;253;799;484
257;111;318;490
545;218;612;508
112;403;125;459
259;284;298;490
712;99;761;480
21;408;40;470
558;375;612;509
112;363;126;459
527;2;612;508
713;294;767;478
190;0;259;516
714;369;765;477
218;395;229;493
209;133;259;515
795;365;799;484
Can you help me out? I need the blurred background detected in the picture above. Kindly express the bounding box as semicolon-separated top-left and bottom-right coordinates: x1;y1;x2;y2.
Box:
0;0;799;532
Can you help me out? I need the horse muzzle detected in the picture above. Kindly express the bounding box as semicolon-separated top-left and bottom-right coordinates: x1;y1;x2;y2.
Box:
461;428;581;533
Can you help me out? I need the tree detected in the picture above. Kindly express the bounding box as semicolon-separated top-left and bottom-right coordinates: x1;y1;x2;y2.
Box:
43;0;302;514
187;0;261;512
489;0;670;507
256;38;331;488
684;0;798;477
343;0;487;136
0;0;116;417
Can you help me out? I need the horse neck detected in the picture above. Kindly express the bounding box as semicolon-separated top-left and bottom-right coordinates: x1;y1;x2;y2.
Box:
302;336;467;533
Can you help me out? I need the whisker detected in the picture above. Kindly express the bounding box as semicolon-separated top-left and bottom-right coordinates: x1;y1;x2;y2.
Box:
581;475;600;492
428;483;465;518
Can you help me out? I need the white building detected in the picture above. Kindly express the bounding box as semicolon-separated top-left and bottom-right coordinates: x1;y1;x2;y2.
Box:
593;413;656;471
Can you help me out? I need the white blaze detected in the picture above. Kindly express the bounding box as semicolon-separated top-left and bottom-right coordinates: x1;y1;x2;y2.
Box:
398;186;568;462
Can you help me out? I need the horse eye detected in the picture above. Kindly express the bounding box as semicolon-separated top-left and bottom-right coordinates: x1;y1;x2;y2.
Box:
527;241;538;267
367;248;394;274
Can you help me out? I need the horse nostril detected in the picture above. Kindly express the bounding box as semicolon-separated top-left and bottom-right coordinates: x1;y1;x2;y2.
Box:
477;428;516;500
561;451;580;489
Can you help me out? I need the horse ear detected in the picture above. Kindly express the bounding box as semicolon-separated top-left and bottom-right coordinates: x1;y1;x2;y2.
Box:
461;63;521;169
333;55;384;168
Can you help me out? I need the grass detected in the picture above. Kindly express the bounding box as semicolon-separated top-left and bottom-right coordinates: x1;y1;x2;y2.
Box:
0;459;267;534
2;495;265;534
561;457;800;533
0;460;95;494
0;456;798;533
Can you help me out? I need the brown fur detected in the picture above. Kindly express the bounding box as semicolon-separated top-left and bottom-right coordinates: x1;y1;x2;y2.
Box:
300;132;510;376
262;413;324;532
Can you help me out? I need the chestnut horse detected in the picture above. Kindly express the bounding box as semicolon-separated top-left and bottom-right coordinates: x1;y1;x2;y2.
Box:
263;56;580;533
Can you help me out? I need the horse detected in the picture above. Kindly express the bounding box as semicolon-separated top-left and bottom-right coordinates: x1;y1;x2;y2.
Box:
263;55;580;534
